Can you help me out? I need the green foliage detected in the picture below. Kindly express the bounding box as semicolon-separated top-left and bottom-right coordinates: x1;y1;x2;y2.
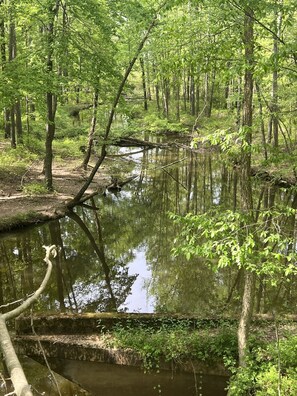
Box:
102;320;237;372
0;146;38;175
53;137;87;159
22;182;48;196
170;206;297;282
227;335;297;395
140;113;188;134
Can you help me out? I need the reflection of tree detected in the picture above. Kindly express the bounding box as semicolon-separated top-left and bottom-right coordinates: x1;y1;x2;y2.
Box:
49;221;66;311
67;207;137;312
136;148;235;314
67;210;117;311
150;255;221;315
2;146;297;318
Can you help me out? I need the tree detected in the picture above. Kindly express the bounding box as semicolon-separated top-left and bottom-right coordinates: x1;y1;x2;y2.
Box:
43;1;60;191
68;1;167;207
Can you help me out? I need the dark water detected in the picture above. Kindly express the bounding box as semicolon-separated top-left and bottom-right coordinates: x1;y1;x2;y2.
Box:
1;144;297;395
49;359;228;396
1;145;296;315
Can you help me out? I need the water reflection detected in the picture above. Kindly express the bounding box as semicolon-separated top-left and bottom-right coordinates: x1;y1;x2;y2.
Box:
49;359;228;396
1;146;297;315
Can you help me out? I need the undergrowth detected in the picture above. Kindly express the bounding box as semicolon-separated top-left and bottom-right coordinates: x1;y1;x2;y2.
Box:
100;320;238;372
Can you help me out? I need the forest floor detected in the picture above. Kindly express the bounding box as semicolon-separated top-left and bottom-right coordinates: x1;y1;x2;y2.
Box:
0;156;111;232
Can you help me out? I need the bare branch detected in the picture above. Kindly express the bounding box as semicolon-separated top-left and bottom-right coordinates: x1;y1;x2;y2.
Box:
3;245;57;321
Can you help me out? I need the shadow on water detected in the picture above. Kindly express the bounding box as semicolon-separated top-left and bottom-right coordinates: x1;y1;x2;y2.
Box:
49;359;228;396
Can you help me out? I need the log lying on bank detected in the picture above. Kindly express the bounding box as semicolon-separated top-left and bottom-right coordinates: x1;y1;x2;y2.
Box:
113;136;168;148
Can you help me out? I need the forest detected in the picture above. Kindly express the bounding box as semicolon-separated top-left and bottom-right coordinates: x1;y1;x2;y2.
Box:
0;0;297;395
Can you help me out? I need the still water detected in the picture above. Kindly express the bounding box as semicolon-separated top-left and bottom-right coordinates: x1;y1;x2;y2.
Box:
1;146;296;315
49;359;228;396
1;144;297;395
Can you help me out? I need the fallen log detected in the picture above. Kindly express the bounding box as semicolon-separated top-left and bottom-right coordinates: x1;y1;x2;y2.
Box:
113;136;167;148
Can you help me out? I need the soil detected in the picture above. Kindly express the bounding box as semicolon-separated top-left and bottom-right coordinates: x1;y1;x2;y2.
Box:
0;157;111;232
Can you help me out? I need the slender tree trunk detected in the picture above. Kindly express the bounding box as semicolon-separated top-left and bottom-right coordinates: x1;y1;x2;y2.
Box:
10;104;16;148
44;1;59;191
174;73;180;121
162;77;170;118
8;9;23;144
269;0;282;149
255;82;268;160
195;74;200;115
190;71;195;116
0;1;10;140
153;63;161;112
237;6;255;368
15;100;23;144
235;76;242;129
203;72;209;116
238;270;255;366
8;20;17;148
82;88;99;170
207;68;216;118
140;57;148;111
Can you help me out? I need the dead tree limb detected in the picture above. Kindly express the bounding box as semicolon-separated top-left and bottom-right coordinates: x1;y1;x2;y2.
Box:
0;245;57;396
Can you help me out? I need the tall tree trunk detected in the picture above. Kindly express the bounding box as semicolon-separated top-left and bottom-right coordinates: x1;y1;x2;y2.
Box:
195;72;200;115
237;5;255;368
10;104;16;148
82;88;99;170
235;76;242;129
255;82;268;161
15;100;23;144
174;73;180;121
269;0;282;149
190;71;195;116
8;20;17;147
0;1;10;140
203;72;209;116
140;57;148;111
153;63;161;112
162;77;170;118
43;1;59;191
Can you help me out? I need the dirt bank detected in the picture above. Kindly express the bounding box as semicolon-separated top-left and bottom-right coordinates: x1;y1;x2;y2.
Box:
0;158;111;232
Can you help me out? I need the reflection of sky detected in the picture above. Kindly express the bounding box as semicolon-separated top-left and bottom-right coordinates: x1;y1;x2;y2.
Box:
121;249;155;313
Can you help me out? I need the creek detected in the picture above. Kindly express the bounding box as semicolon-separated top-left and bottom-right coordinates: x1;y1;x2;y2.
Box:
1;140;297;395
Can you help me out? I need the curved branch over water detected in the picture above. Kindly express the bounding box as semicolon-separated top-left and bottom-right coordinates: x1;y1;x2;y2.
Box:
0;245;56;396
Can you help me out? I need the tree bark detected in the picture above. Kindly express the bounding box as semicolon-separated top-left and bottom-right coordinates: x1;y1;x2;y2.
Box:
237;5;255;368
238;270;255;367
43;1;59;191
269;0;282;148
140;57;148;111
82;88;99;170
